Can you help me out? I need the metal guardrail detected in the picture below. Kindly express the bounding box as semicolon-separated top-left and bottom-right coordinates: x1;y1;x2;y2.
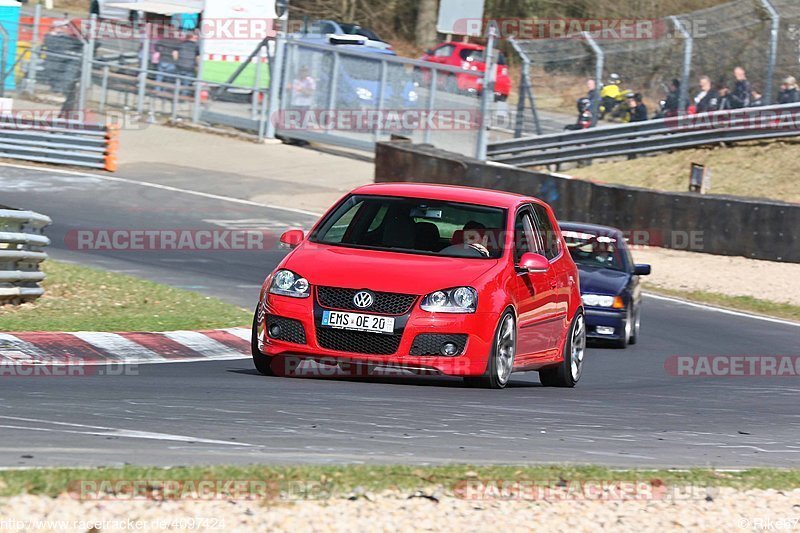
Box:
0;115;118;171
0;208;51;305
488;102;800;167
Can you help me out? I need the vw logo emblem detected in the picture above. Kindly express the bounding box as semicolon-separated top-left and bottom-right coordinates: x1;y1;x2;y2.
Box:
353;290;374;309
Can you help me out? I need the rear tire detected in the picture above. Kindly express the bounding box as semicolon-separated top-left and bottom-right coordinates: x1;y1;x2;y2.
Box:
539;313;585;388
464;311;516;389
251;307;275;376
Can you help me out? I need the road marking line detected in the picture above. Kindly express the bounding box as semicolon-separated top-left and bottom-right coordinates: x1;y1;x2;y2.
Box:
0;162;323;218
0;416;257;447
644;293;800;327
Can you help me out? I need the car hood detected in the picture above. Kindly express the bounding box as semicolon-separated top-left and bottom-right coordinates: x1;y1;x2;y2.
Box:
577;265;630;295
284;242;499;294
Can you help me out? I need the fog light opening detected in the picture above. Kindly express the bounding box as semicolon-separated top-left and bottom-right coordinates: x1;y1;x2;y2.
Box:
268;324;282;338
596;326;615;336
441;342;459;356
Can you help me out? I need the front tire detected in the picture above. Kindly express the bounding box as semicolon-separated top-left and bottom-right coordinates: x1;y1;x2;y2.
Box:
251;307;275;376
464;311;516;389
613;308;632;349
539;312;586;387
629;307;641;345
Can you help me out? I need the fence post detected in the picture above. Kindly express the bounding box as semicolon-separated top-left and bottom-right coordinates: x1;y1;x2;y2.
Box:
0;23;7;98
137;23;150;115
265;35;288;138
424;69;437;144
251;46;264;120
760;0;780;105
670;16;693;116
374;60;387;142
172;79;181;122
475;24;497;160
99;65;109;112
326;49;340;114
79;14;97;114
24;3;42;93
509;37;541;137
582;31;604;127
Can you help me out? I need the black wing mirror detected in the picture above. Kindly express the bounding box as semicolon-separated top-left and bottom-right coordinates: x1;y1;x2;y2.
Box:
633;264;651;276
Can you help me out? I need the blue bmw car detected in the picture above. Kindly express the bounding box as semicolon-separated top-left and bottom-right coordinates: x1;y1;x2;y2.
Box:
560;222;651;348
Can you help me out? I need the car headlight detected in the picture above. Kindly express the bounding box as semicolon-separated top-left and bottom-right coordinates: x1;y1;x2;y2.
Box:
356;87;373;100
421;287;477;313
269;269;310;298
581;294;624;308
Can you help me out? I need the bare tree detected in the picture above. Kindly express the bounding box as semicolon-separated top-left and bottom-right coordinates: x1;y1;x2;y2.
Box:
415;0;438;48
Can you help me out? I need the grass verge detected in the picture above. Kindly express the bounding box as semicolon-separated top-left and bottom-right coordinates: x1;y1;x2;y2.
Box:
644;285;800;323
568;139;800;205
0;465;798;499
0;261;251;332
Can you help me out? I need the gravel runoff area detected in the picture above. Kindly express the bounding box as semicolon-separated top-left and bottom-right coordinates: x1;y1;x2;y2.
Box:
632;246;800;307
1;488;799;532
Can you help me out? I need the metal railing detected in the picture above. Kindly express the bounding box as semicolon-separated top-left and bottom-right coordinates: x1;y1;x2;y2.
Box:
488;102;800;167
0;208;51;305
0;115;118;170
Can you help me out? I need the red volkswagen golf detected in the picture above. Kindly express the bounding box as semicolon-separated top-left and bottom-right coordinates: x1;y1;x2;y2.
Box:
252;183;585;389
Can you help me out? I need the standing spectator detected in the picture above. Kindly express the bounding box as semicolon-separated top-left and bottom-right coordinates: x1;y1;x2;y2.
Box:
176;31;200;79
778;76;799;104
585;78;597;101
662;79;681;117
627;92;648;122
694;76;719;113
729;67;751;108
717;86;734;110
289;66;316;109
750;87;764;107
155;42;178;85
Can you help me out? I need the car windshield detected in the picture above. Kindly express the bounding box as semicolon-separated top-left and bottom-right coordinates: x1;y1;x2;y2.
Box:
311;195;506;259
563;229;626;271
339;23;382;42
458;48;506;65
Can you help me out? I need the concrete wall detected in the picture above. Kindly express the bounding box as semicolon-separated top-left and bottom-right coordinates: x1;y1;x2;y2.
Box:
374;142;800;263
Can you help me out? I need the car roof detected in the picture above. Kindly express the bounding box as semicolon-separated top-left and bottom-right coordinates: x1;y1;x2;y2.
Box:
351;183;537;209
559;221;624;237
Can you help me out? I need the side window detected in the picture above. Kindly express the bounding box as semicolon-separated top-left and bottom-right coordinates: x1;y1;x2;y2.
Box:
513;210;540;263
324;201;363;243
434;44;455;58
531;204;560;260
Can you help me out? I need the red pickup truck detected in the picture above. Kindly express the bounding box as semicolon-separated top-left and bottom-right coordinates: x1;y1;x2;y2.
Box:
421;42;511;101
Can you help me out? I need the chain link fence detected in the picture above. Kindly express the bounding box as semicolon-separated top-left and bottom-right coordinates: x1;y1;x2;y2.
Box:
513;0;800;136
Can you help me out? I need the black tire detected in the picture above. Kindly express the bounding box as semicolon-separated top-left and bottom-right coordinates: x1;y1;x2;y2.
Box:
612;308;632;349
251;307;275;376
629;307;641;345
539;312;586;388
464;310;516;389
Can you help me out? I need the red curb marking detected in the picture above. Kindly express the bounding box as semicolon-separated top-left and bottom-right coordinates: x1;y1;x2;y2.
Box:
118;332;206;359
12;333;112;363
200;330;250;353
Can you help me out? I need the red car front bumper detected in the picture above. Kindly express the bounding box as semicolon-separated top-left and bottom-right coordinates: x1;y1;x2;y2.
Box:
256;293;499;377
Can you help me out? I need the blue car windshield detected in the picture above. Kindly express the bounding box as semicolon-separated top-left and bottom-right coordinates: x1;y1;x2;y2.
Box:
562;230;626;271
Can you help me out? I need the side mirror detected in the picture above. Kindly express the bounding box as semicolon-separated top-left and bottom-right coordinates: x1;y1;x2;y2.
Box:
517;252;550;274
634;264;651;276
280;229;305;249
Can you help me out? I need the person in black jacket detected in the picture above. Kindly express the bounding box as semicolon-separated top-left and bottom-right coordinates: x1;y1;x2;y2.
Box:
729;67;751;108
627;92;648;122
694;76;719;112
778;76;799;104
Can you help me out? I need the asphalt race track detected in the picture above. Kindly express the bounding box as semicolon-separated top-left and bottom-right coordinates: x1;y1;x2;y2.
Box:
1;164;799;469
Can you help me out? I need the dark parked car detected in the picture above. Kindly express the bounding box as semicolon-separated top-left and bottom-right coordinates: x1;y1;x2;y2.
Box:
560;222;651;348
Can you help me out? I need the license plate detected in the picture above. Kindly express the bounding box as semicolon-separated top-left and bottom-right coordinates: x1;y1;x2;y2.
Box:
321;310;395;334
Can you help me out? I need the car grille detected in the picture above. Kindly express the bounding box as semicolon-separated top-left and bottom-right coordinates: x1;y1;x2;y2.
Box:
409;334;468;356
317;286;417;315
316;328;402;355
266;315;307;344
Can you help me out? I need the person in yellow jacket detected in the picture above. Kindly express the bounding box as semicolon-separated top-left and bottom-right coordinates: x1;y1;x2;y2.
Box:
599;73;625;119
